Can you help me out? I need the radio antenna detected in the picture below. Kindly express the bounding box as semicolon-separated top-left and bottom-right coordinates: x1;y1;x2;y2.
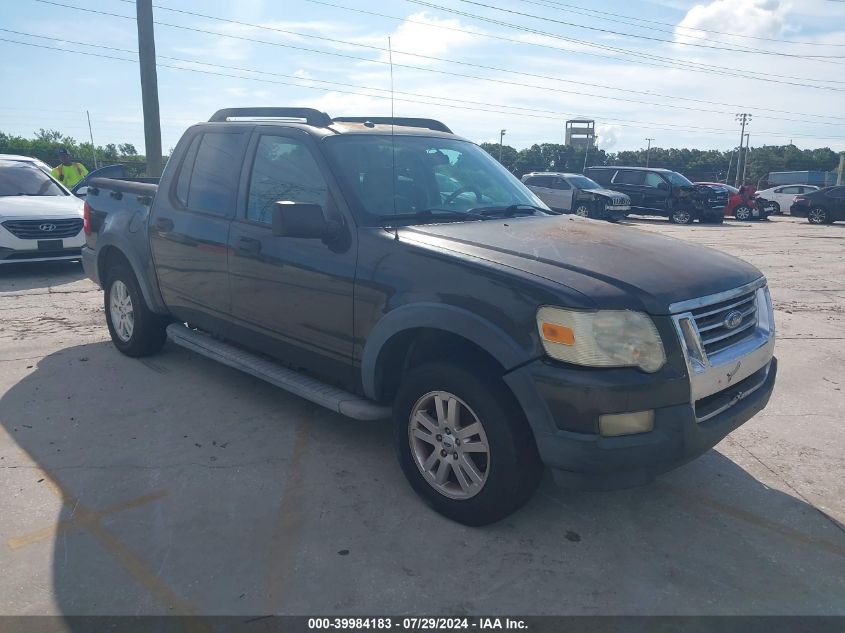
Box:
388;36;398;239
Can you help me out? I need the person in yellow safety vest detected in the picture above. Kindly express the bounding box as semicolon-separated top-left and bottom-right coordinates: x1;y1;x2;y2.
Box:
51;148;88;189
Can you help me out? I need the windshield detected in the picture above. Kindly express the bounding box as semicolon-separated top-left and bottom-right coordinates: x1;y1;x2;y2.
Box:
0;163;66;197
566;175;601;190
665;171;694;187
324;135;549;225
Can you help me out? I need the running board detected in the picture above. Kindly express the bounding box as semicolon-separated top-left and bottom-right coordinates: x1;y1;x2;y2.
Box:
166;324;390;421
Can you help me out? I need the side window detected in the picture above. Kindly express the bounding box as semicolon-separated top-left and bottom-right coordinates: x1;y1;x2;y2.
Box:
174;134;201;206
644;172;665;188
614;170;645;185
523;176;539;186
527;175;552;187
780;186;800;194
586;169;611;185
552;177;571;190
247;135;328;224
187;132;248;216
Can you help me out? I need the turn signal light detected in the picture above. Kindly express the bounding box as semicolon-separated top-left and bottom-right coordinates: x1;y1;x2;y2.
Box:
541;322;575;346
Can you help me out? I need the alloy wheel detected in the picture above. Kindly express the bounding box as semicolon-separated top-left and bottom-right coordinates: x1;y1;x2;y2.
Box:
808;208;827;224
574;205;590;218
109;280;135;342
408;391;490;500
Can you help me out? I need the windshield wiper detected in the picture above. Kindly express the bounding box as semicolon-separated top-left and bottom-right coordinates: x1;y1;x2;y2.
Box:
375;208;488;226
470;204;546;217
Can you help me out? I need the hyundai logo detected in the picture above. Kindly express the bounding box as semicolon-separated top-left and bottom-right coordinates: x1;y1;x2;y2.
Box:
723;309;743;330
39;223;57;232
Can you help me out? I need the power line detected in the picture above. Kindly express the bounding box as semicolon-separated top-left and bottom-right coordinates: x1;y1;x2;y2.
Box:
513;0;845;48
451;0;845;61
33;0;845;95
403;0;845;87
6;16;845;133
303;0;845;125
2;35;844;143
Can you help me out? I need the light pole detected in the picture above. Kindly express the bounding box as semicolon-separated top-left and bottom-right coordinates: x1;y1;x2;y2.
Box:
741;132;750;186
734;113;750;188
645;137;654;167
499;129;506;163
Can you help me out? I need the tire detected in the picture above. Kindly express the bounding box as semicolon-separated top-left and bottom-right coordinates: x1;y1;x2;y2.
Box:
104;265;168;357
393;361;542;526
669;208;693;224
734;205;753;221
807;207;829;225
573;204;591;218
771;202;781;215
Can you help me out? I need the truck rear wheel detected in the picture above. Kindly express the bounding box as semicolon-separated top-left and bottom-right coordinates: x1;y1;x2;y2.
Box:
393;362;542;526
104;265;168;357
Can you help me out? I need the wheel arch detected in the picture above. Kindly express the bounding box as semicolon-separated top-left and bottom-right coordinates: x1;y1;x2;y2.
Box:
97;243;167;314
361;304;533;402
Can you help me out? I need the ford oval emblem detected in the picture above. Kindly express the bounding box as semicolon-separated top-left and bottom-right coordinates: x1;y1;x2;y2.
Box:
723;309;743;330
39;223;57;232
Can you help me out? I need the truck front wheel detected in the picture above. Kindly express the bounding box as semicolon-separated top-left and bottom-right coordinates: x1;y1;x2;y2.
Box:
669;208;693;224
393;362;542;526
104;265;168;357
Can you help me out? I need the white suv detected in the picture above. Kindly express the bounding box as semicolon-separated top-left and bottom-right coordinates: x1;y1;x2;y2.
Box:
0;160;85;264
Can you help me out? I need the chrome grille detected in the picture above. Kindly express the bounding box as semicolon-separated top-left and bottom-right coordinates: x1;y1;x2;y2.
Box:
689;290;758;356
2;218;83;240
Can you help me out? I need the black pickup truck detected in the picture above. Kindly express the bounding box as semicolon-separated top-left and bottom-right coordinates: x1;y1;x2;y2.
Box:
82;108;777;525
585;166;728;224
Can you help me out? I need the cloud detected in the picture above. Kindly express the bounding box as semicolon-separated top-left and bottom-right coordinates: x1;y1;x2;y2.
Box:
675;0;789;43
596;125;622;150
376;12;477;66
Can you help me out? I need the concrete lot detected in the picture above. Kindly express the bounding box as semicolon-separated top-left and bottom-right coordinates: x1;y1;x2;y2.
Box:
0;216;843;617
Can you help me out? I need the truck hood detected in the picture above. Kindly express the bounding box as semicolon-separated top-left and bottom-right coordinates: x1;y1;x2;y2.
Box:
582;188;629;200
0;195;83;219
401;215;762;315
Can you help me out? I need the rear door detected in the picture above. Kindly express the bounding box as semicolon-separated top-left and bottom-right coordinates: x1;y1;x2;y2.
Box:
227;128;357;387
149;129;249;321
641;171;670;213
826;187;845;219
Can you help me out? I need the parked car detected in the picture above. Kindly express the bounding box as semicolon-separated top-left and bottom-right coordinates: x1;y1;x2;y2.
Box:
521;172;630;221
0;153;53;175
82;108;777;525
695;183;772;221
585;166;727;224
71;163;159;198
755;184;820;215
0;160;85;264
790;186;845;224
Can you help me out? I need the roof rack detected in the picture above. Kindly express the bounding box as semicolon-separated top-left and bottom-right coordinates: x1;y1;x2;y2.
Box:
208;108;332;126
331;117;452;134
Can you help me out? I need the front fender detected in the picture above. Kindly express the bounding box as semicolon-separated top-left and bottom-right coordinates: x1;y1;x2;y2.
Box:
360;302;536;401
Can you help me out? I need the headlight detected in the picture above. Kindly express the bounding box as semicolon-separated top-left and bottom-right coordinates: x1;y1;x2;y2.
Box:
536;306;666;372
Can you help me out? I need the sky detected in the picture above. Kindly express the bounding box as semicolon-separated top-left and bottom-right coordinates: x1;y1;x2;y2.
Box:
1;0;844;155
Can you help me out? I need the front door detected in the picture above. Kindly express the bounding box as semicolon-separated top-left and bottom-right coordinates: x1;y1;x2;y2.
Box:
227;130;357;388
642;171;670;212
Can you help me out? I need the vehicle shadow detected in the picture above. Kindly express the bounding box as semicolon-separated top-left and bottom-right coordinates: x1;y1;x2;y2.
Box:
0;260;85;293
1;341;843;618
622;217;746;228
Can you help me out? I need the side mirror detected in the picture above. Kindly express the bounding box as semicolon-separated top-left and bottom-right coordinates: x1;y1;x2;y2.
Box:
75;186;88;198
272;201;336;239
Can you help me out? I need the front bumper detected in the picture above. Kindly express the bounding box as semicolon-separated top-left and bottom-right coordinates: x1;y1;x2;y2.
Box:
0;223;84;263
504;357;776;489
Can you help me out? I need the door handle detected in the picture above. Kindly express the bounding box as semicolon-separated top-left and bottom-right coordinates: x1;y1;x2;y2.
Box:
236;236;261;255
155;217;174;232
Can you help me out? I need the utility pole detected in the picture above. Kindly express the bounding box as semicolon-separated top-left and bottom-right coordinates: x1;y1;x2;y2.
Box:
734;113;750;188
86;110;98;170
137;0;163;177
836;152;844;186
741;133;750;186
499;129;506;163
645;137;654;167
